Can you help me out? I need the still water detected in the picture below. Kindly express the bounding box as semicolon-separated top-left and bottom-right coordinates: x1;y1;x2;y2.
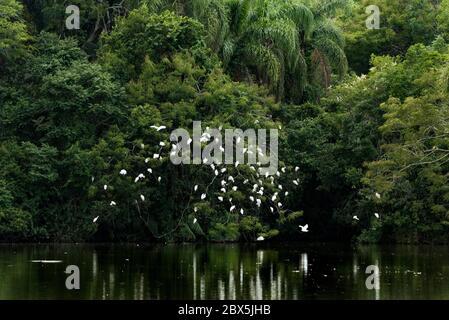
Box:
0;243;448;299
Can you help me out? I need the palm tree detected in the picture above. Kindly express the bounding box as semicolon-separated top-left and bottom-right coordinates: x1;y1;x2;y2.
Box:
217;0;348;103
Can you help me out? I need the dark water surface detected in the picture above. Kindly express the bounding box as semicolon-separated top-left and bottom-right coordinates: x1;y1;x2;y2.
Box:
0;243;448;299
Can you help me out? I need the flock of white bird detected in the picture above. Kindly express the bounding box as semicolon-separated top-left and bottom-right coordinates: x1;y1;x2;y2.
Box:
94;124;383;240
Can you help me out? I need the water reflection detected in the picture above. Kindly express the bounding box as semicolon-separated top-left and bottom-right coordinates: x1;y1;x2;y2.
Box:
0;243;448;299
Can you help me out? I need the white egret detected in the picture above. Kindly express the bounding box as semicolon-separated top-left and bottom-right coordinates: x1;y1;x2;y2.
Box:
193;218;197;224
153;153;160;159
299;224;309;232
140;195;145;201
295;166;299;172
218;196;224;202
150;125;166;131
157;176;161;183
257;236;264;241
93;216;99;223
119;169;127;176
159;141;166;147
110;201;116;206
232;186;238;191
201;193;206;200
194;185;198;192
353;216;359;221
104;185;108;190
375;192;381;199
374;213;380;219
230;205;235;212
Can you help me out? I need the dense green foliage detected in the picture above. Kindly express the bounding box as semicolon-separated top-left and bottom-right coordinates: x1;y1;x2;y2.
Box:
1;0;449;243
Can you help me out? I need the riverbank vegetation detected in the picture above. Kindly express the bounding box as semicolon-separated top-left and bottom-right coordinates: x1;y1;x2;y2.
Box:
1;0;449;244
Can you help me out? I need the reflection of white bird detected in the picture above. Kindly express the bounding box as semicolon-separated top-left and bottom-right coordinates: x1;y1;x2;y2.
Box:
353;215;359;221
299;224;309;232
150;125;166;131
257;236;264;241
93;216;99;223
120;169;127;176
375;192;381;199
110;201;116;206
374;213;380;219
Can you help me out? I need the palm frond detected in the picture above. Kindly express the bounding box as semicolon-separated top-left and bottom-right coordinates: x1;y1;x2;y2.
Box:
244;42;281;85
